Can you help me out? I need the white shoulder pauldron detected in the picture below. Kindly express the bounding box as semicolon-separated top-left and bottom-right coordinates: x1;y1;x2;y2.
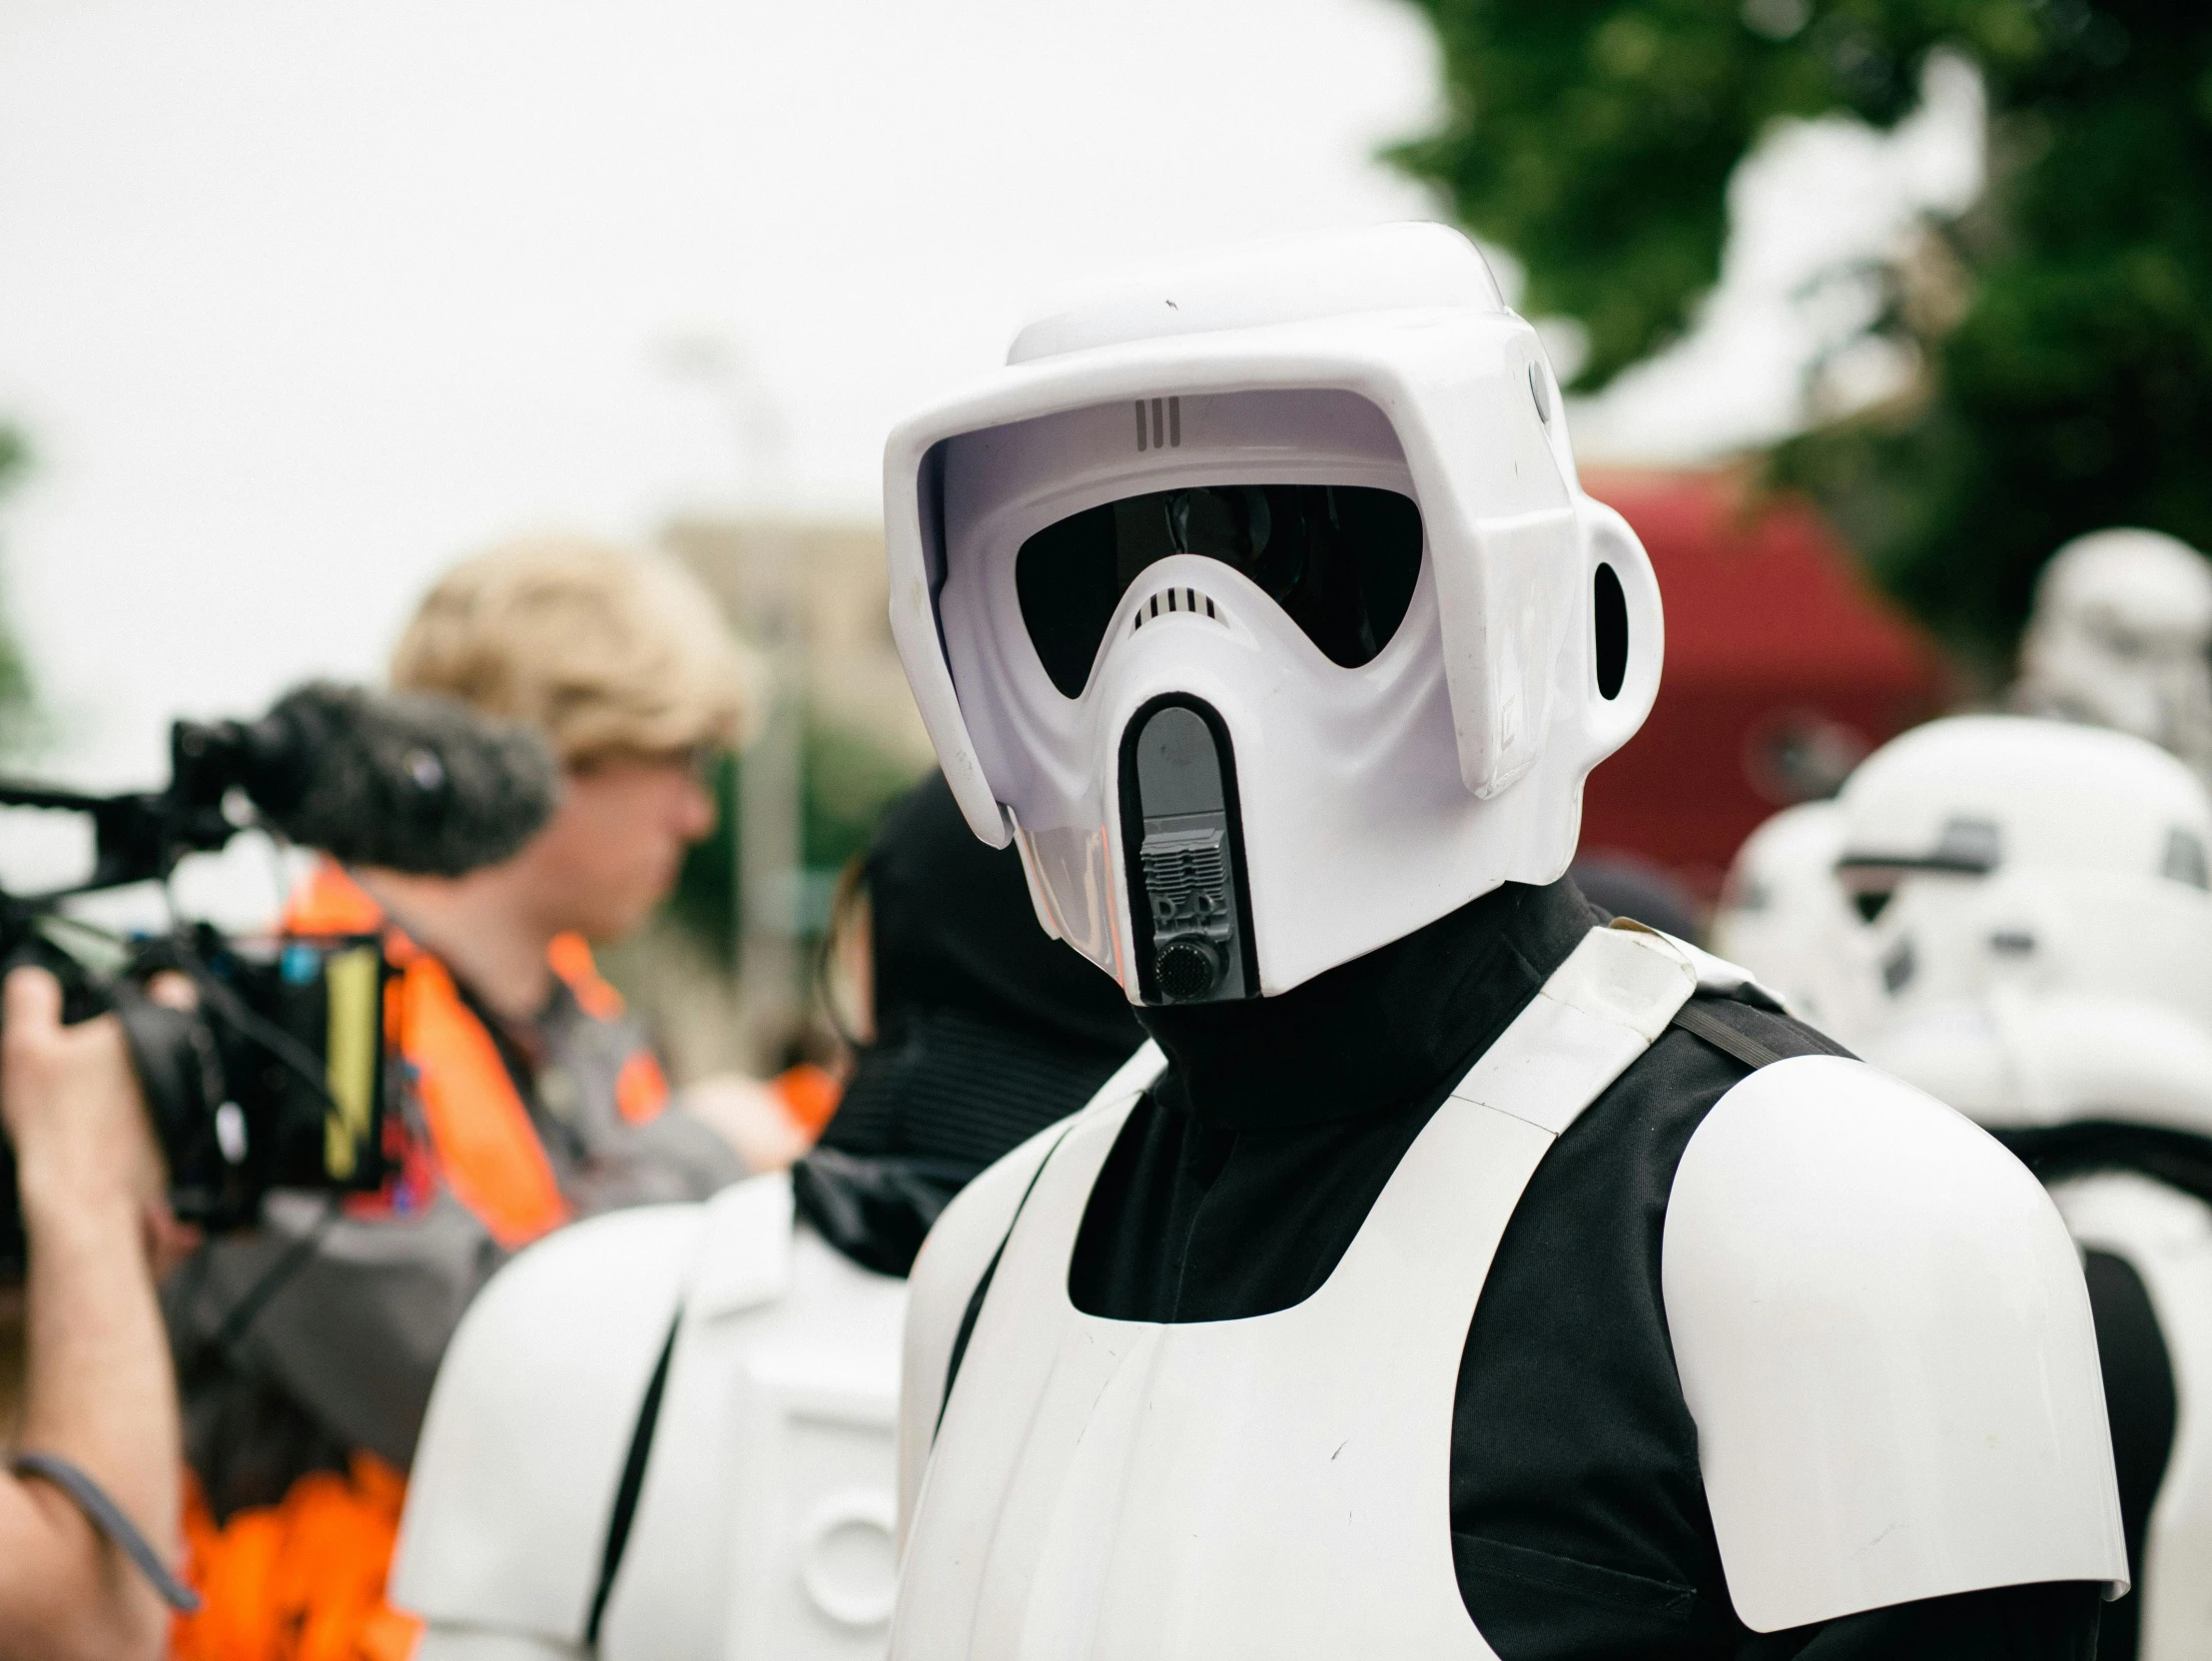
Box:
1662;1055;2128;1632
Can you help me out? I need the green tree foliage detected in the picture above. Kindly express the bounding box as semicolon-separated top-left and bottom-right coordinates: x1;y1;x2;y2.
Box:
1390;1;2212;654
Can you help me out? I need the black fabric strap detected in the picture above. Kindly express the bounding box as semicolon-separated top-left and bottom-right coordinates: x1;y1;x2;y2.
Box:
1996;1122;2212;1213
10;1450;201;1612
1669;1002;1786;1071
583;1315;679;1646
2080;1247;2177;1661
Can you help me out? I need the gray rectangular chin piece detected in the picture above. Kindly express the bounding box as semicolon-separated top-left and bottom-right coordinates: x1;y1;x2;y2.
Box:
1131;703;1248;1003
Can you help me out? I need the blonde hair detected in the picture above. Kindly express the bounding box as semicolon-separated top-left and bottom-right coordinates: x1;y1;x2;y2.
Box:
391;535;761;765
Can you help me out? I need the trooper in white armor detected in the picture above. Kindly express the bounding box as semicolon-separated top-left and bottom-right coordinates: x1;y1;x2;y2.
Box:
386;773;1142;1660
1829;715;2212;1046
881;223;2127;1661
1706;798;1863;1035
1834;715;2212;1661
2012;527;2212;783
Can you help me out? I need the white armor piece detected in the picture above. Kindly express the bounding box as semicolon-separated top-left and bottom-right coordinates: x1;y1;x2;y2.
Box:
392;1176;907;1660
893;927;2127;1654
2057;1175;2212;1660
883;223;1663;1001
1842;711;2212;1658
1863;986;2212;1661
1831;715;2212;1044
1664;1053;2125;1630
895;1040;1169;1542
2015;528;2212;779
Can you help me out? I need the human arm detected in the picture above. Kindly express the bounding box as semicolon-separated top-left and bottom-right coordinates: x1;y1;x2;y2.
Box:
0;967;180;1661
674;1074;812;1177
540;1092;753;1216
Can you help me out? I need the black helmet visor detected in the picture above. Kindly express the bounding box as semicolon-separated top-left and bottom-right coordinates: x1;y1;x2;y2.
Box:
1014;483;1423;698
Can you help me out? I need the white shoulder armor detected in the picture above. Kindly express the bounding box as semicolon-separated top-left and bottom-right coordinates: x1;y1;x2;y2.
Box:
897;1040;1164;1536
393;1197;713;1646
597;1185;907;1658
1662;1055;2128;1632
399;1172;914;1660
2052;1172;2212;1658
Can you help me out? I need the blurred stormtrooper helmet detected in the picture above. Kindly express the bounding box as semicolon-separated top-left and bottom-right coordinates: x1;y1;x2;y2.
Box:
1862;989;2212;1138
2014;527;2212;775
1833;715;2212;1041
884;223;1663;1004
1708;800;1861;1031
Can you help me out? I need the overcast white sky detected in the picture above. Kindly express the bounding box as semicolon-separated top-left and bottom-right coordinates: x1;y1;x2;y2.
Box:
0;0;1980;829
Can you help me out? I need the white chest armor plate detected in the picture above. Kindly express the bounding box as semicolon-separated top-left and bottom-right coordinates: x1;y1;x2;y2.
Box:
890;925;1701;1661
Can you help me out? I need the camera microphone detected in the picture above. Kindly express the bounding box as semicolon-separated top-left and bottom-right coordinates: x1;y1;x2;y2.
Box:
179;681;562;877
0;683;565;1254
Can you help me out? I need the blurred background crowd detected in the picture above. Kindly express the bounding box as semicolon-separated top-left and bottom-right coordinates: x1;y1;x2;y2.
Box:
1;0;2209;1656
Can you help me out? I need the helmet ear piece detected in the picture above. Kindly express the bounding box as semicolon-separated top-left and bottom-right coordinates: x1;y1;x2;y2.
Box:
1574;498;1664;769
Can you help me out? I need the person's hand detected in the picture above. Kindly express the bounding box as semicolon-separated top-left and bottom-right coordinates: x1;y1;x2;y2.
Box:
0;970;168;1248
680;1073;814;1174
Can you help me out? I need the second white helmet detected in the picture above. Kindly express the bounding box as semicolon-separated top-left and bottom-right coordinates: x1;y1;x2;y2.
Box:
1833;714;2212;1039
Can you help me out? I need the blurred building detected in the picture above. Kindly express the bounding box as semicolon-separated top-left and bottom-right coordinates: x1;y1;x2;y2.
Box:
604;517;932;1079
1578;469;1950;902
666;516;935;766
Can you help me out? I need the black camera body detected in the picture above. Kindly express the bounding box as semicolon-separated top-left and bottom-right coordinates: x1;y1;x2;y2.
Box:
114;927;394;1230
0;682;560;1267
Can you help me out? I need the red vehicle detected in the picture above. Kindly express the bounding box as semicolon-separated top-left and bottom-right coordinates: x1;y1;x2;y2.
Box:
1577;469;1950;900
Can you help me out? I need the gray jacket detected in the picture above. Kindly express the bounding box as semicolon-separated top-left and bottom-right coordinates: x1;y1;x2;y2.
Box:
165;978;745;1518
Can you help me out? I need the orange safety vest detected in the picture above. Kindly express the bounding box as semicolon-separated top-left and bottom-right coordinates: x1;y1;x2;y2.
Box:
174;1459;420;1661
281;860;670;1246
173;860;673;1660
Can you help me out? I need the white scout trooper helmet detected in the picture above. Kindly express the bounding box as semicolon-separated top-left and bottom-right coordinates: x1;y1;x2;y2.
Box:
2014;527;2212;777
1832;714;2212;1042
883;223;1662;1003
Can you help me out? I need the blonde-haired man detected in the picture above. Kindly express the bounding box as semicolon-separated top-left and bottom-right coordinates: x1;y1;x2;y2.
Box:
391;534;761;765
167;537;798;1659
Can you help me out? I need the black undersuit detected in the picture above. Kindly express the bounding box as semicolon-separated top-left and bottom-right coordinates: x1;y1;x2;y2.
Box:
955;877;2103;1661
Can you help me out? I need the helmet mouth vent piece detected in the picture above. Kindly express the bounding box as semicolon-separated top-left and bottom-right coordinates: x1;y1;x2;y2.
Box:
1016;482;1423;699
1118;696;1256;1005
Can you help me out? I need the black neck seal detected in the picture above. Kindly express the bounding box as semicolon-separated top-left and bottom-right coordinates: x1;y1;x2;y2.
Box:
1135;877;1596;1133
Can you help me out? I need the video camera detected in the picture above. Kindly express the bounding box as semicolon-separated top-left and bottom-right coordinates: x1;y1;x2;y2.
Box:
0;683;559;1260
